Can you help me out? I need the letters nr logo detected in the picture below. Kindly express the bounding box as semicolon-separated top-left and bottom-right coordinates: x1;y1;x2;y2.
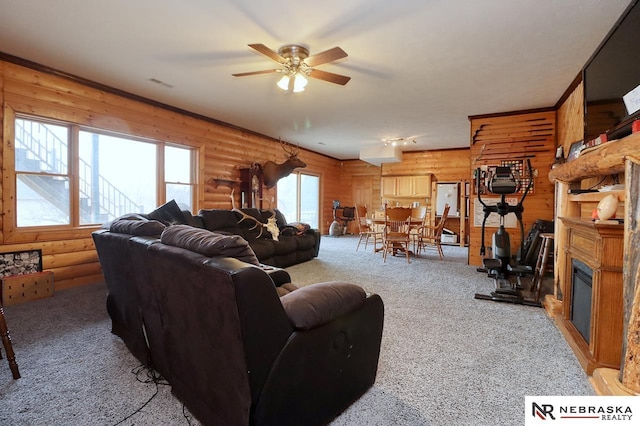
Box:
532;402;556;420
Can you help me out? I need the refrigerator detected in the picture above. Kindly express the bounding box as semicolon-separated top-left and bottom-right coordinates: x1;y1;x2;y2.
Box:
436;183;458;216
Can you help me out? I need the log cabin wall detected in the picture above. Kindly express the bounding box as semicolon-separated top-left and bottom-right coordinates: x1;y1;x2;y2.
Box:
0;60;343;291
557;81;584;152
384;149;471;239
335;159;381;234
555;81;585;294
468;110;556;266
383;149;470;182
337;150;471;236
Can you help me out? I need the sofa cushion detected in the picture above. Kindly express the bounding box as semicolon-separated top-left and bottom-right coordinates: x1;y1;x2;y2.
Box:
247;239;276;262
275;283;299;297
110;218;166;236
147;199;188;225
295;233;317;250
161;224;259;265
280;281;367;330
272;235;298;255
199;209;243;235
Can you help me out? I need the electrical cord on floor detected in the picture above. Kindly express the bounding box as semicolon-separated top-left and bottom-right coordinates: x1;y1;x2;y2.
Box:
112;363;171;426
182;403;195;425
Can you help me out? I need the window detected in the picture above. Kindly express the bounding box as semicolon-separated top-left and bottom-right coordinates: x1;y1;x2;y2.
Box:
277;172;320;228
165;145;195;212
11;115;197;232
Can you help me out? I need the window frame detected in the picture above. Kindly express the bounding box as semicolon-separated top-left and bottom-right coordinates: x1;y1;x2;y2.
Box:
3;105;201;243
277;170;321;228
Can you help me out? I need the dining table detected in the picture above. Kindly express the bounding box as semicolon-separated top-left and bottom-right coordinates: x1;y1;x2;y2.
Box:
366;216;425;254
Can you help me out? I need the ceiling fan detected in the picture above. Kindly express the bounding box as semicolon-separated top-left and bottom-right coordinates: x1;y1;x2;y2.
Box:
232;43;351;92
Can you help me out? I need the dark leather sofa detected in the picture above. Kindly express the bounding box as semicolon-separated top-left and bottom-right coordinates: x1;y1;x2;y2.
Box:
189;208;321;268
145;200;320;268
92;220;384;426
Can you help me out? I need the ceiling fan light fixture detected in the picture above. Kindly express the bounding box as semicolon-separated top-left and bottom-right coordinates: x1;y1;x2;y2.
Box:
277;75;290;91
293;73;308;92
277;72;307;92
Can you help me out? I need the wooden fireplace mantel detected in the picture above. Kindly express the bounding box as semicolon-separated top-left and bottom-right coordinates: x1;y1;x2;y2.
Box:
548;132;640;183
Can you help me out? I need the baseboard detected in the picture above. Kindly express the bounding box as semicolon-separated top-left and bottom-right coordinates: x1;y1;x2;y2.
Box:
590;368;639;396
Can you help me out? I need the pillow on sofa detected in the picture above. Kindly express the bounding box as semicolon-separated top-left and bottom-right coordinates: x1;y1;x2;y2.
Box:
110;218;166;236
280;222;311;236
280;281;367;330
147;199;188;225
161;224;259;265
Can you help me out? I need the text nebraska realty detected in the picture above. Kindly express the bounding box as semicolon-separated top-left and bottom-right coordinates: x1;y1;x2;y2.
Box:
556;404;632;421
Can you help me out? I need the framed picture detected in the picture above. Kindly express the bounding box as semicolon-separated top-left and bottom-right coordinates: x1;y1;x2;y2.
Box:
0;249;43;278
566;140;585;162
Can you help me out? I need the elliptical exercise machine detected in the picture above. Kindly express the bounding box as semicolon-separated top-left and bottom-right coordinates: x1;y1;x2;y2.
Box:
474;159;541;307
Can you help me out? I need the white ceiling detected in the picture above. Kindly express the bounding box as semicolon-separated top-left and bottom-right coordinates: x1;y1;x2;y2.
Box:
0;0;633;160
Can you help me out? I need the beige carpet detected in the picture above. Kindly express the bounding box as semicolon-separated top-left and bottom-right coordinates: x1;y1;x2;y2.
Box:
0;235;592;425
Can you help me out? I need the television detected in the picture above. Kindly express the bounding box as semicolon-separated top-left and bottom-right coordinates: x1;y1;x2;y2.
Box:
584;0;640;141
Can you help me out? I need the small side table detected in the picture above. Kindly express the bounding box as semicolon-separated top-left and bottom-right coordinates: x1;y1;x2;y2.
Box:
0;302;20;379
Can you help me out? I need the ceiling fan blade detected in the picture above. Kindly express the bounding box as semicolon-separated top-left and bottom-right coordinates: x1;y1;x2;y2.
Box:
232;69;279;77
248;43;285;63
305;47;348;67
308;69;351;85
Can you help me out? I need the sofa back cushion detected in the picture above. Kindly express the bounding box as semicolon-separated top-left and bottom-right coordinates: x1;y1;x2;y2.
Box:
161;224;259;265
199;209;243;235
110;218;166;236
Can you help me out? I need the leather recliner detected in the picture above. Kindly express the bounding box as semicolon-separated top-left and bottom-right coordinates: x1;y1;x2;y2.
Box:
92;221;384;426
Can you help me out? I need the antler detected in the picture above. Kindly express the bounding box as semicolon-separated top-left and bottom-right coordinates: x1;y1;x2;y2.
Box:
258;197;275;215
279;137;299;157
233;209;266;238
229;189;238;210
257;197;279;240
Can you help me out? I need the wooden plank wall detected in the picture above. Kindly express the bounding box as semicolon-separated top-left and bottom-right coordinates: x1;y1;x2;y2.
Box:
384;149;470;182
557;82;584;152
339;149;471;237
339;149;471;207
468;111;556;266
555;82;585;295
0;60;343;291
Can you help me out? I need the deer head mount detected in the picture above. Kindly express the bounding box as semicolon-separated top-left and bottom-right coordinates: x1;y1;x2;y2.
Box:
230;189;280;241
261;139;307;188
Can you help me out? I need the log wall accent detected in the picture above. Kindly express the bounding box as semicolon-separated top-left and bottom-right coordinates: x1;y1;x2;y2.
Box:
0;60;343;291
557;82;584;153
468;111;556;266
555;83;585;298
622;157;640;392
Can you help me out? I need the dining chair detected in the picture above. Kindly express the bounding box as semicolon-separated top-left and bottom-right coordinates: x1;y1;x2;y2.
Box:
382;205;412;263
409;206;428;253
416;204;450;260
355;205;382;252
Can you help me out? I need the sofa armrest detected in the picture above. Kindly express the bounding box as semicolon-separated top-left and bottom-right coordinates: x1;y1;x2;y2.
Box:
280;281;366;330
257;264;291;287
